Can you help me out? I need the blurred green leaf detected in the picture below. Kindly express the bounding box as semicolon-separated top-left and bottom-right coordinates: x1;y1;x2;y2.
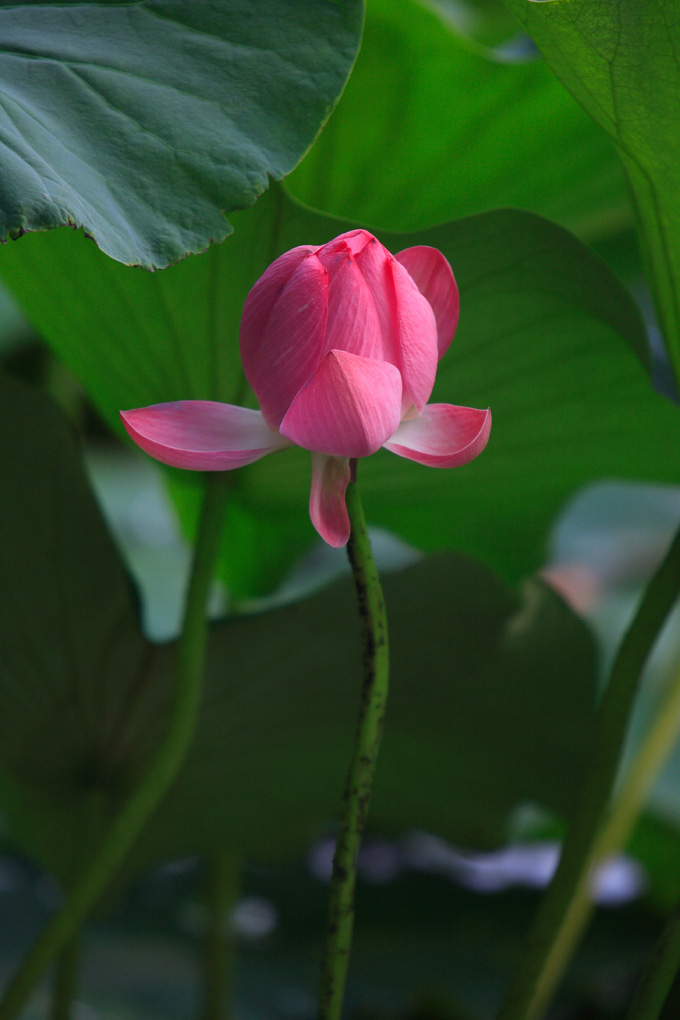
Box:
0;0;362;267
0;374;597;882
3;191;680;597
0;279;32;356
0;190;279;415
0;374;152;883
421;0;523;50
502;0;680;389
629;815;680;913
137;558;597;869
285;0;630;241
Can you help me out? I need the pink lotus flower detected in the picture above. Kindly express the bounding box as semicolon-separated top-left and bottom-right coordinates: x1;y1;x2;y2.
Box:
121;230;491;547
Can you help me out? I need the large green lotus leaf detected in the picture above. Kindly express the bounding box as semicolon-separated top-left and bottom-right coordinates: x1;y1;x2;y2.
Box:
0;0;362;268
0;373;597;880
502;0;680;390
285;0;630;241
0;374;154;883
3;191;680;597
133;558;597;871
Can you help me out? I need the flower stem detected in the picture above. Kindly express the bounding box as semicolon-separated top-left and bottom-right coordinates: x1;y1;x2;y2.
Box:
200;852;240;1020
495;523;680;1020
625;900;680;1020
0;472;230;1020
50;937;80;1020
500;635;680;1020
614;649;680;1020
598;647;680;863
317;477;389;1020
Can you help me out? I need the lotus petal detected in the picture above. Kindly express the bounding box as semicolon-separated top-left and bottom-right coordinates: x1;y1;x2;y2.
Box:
396;246;459;358
120;401;290;470
321;249;382;362
350;239;438;414
280;350;402;458
384;404;491;467
309;453;351;547
390;256;439;413
240;247;327;428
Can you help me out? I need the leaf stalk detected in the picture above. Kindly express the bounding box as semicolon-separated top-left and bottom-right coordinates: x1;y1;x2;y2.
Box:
495;523;680;1020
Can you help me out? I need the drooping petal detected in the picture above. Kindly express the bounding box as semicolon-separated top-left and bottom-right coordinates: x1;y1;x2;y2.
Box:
318;248;383;362
389;257;439;414
240;247;328;428
280;350;402;458
120;401;291;470
396;246;459;359
383;403;491;467
309;453;351;547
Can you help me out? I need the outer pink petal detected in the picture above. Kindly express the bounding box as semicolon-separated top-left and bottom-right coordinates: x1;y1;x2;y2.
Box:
396;246;459;359
318;248;383;362
280;349;402;458
383;403;491;467
240;247;328;429
390;257;439;413
309;453;351;547
120;401;291;470
352;238;438;414
353;233;397;357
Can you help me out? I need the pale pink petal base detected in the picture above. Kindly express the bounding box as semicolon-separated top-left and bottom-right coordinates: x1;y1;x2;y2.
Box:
120;401;291;470
280;349;403;458
309;453;351;547
383;404;491;467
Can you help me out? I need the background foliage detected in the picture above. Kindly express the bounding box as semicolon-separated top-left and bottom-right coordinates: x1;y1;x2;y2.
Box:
1;0;680;1017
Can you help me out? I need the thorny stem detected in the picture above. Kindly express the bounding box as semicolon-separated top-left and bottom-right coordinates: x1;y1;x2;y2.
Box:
317;471;390;1020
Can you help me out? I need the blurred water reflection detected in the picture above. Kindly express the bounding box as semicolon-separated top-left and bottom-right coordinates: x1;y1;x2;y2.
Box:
308;831;646;905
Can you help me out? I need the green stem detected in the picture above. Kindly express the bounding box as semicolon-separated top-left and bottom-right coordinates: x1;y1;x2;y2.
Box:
496;523;680;1020
317;476;389;1020
626;901;680;1020
201;853;240;1020
599;653;680;863
50;937;80;1020
616;655;680;1020
502;635;680;1018
0;472;230;1020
